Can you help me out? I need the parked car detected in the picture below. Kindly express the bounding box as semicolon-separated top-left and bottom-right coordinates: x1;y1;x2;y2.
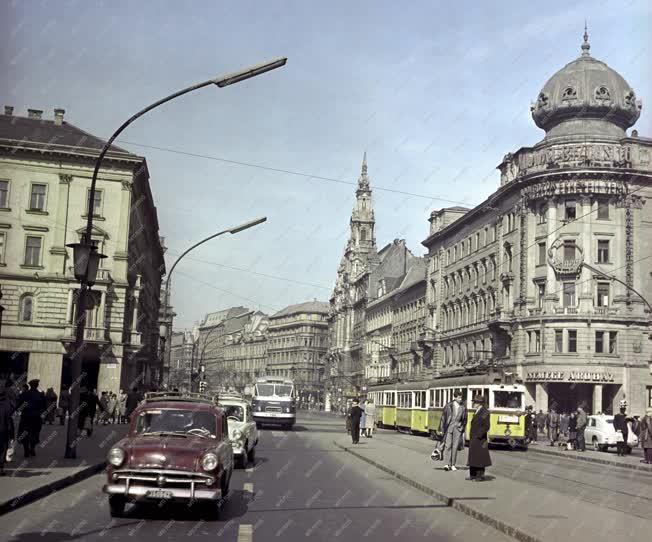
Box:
102;392;234;519
584;414;638;453
218;393;259;469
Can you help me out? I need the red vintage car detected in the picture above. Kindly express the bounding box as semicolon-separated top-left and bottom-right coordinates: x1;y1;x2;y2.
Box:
102;392;234;518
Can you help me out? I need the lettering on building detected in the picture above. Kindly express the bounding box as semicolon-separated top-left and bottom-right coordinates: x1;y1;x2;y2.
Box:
525;371;615;383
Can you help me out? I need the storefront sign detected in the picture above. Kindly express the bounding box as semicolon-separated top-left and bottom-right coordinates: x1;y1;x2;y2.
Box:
519;143;631;172
525;371;615;383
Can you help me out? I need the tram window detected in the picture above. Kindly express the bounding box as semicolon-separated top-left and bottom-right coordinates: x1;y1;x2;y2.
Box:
415;393;421;408
429;390;434;408
494;391;522;409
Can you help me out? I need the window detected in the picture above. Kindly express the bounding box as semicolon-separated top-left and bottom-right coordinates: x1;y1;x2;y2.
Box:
360;228;367;242
20;295;34;322
537;283;546;308
537;203;547;224
24;236;42;266
475;233;480;251
0;232;5;264
554;330;563;353
596;282;610;307
647;386;652;409
597;198;610;220
494;391;523;409
87;189;103;217
568;330;577;353
0;180;8;208
562;282;576;307
565;199;576;221
597;240;610;264
528;330;541;353
595;331;618;354
563;240;577;260
29;184;47;211
537;242;547;266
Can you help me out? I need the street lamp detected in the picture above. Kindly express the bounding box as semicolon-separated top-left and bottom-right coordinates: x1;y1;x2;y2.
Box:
158;323;167;387
0;285;4;338
63;57;286;459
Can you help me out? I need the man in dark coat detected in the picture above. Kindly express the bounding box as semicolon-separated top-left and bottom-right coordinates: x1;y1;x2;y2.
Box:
348;399;363;444
125;387;142;420
524;406;536;443
613;405;629;456
547;406;560;446
0;386;15;475
536;410;546;435
467;394;491;481
17;379;46;457
78;386;103;436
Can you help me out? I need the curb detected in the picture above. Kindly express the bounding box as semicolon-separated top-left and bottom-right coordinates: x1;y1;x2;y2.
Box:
334;441;541;542
0;462;107;517
526;445;652;473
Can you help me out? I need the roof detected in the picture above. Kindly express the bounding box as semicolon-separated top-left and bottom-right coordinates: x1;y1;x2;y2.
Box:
201;306;250;328
272;300;330;318
0;112;141;161
395;258;427;293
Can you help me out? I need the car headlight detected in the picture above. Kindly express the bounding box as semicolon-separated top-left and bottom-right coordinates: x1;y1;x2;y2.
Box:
201;452;219;471
108;447;125;467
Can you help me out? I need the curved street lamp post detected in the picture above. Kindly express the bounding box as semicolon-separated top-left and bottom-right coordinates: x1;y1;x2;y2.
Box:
64;57;286;459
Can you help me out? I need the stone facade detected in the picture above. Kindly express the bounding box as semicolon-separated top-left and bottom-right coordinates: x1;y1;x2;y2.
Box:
266;301;329;403
222;311;269;389
422;34;652;415
168;330;194;392
0;107;165;395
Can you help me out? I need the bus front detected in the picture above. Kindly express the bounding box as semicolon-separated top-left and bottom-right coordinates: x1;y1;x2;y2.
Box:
252;379;296;429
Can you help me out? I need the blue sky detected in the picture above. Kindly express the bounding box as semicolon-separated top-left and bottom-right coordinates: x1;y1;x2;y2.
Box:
2;0;650;328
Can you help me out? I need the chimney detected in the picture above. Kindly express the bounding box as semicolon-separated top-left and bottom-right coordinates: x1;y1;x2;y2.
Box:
4;106;13;116
54;108;65;125
27;109;43;119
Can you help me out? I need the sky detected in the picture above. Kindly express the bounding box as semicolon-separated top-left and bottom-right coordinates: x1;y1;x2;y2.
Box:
1;0;651;329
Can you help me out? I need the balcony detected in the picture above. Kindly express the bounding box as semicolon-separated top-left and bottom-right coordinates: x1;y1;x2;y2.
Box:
67;266;111;282
63;325;108;342
554;307;578;315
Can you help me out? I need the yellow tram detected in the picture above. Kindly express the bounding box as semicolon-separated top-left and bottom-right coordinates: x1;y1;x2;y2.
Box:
368;374;528;449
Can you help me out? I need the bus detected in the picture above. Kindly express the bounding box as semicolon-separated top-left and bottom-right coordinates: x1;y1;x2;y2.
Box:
251;377;296;429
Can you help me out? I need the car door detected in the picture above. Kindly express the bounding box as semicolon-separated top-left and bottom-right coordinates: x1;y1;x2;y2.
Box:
246;405;257;447
585;417;596;442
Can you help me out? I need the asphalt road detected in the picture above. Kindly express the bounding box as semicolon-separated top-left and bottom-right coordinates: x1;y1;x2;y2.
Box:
0;413;511;542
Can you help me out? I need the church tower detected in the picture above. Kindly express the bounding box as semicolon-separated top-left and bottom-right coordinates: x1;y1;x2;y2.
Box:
347;152;376;267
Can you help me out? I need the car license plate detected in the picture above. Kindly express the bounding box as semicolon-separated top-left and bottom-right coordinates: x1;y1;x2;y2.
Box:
146;490;173;499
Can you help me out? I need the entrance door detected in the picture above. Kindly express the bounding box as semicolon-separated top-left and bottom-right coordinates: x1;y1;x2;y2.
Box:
61;356;100;392
0;351;29;386
547;383;594;414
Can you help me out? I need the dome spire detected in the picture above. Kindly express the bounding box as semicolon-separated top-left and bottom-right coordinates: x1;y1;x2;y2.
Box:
358;151;369;189
581;20;591;56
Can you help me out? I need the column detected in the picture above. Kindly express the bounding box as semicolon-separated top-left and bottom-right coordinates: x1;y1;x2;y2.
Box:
578;195;594;313
27;352;63;395
97;355;121;395
535;383;548;412
524;384;536;408
592;384;603;414
65;288;74;323
99;290;107;328
545;197;559;309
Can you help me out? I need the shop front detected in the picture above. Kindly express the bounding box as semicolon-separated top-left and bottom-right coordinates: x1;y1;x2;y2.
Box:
522;366;622;415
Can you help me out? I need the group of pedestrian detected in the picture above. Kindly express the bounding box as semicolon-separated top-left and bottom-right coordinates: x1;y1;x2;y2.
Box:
346;398;376;443
96;390;129;425
525;405;588;450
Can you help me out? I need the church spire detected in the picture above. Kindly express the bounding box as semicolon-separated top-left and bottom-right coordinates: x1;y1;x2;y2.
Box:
358;151;370;190
581;20;591;57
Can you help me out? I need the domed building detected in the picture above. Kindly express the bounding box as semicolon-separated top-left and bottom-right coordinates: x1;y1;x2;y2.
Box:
422;30;652;415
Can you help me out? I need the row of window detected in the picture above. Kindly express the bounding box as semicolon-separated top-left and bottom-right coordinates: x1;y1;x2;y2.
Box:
526;329;618;354
441;293;498;330
0;232;44;267
441;255;498;298
534;280;612;309
442;225;498;268
537;238;612;266
0;180;104;216
442;338;494;366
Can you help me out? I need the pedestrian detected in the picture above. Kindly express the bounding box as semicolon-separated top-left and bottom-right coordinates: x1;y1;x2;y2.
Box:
567;411;577;450
78;386;103;436
118;389;127;424
16;379;46;457
107;393;117;424
125;387;142;421
525;406;537;443
613;404;630;456
536;409;546;435
364;398;376;438
547;406;560;446
99;392;109;425
467;394;491;481
360;400;367;438
348;399;363;444
58;385;70;425
576;406;588;451
637;407;652;464
560;411;570;438
44;387;58;424
0;385;15;476
439;390;467;472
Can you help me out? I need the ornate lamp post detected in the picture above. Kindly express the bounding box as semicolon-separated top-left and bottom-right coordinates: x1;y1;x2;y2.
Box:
63;57;286;459
0;285;5;338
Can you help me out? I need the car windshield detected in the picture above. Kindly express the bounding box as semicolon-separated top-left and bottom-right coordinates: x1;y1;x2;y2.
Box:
255;384;275;396
223;405;245;421
493;391;523;409
275;385;293;397
134;409;217;438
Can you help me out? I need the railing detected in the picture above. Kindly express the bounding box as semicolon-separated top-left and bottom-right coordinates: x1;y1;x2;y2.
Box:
554;306;578;315
64;325;107;341
67;266;111;282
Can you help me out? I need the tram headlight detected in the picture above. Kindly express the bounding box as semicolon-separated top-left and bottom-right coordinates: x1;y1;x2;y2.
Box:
504;428;512;437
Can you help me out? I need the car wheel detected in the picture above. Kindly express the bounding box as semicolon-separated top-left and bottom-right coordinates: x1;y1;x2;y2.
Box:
247;445;256;463
108;495;126;518
592;438;600;452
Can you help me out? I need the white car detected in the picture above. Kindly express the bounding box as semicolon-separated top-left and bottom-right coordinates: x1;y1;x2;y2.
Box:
584;414;638;453
219;396;259;468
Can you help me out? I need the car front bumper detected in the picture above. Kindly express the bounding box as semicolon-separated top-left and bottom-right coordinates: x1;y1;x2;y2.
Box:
253;412;294;421
103;483;221;501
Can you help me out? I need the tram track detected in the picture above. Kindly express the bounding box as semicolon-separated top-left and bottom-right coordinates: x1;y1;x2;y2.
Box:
369;431;652;520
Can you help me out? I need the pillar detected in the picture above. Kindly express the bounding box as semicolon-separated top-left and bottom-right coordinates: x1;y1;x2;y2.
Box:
97;356;121;395
65;288;74;323
27;352;63;395
535;383;548;412
592;384;603;414
524;383;536;408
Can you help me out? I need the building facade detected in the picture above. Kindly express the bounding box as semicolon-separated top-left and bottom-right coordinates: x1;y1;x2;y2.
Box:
266;301;329;405
167;330;195;392
222;311;269;390
0;107;165;395
422;33;652;415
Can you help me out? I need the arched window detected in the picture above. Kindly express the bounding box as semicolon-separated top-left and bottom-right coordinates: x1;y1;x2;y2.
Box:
360;228;367;242
20;294;34;322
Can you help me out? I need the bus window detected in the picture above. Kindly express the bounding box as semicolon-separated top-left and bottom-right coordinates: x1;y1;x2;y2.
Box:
494;390;523;409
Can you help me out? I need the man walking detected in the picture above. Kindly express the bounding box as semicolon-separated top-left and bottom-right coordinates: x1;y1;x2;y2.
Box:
16;379;46;457
439;390;467;471
547;406;560;446
58;385;70;425
125;387;142;421
613;403;629;456
348;399;363;444
467;394;491;481
560;411;570;438
536;409;546;435
576;406;588;451
525;406;537;443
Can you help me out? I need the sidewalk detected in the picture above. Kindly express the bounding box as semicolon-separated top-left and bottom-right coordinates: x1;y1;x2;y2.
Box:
0;421;126;516
525;439;652;472
334;435;649;542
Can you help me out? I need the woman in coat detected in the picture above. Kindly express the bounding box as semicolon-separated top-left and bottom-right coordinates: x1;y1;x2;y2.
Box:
467;394;491;481
364;399;376;438
567;411;577;450
359;400;367;438
638;407;652;464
